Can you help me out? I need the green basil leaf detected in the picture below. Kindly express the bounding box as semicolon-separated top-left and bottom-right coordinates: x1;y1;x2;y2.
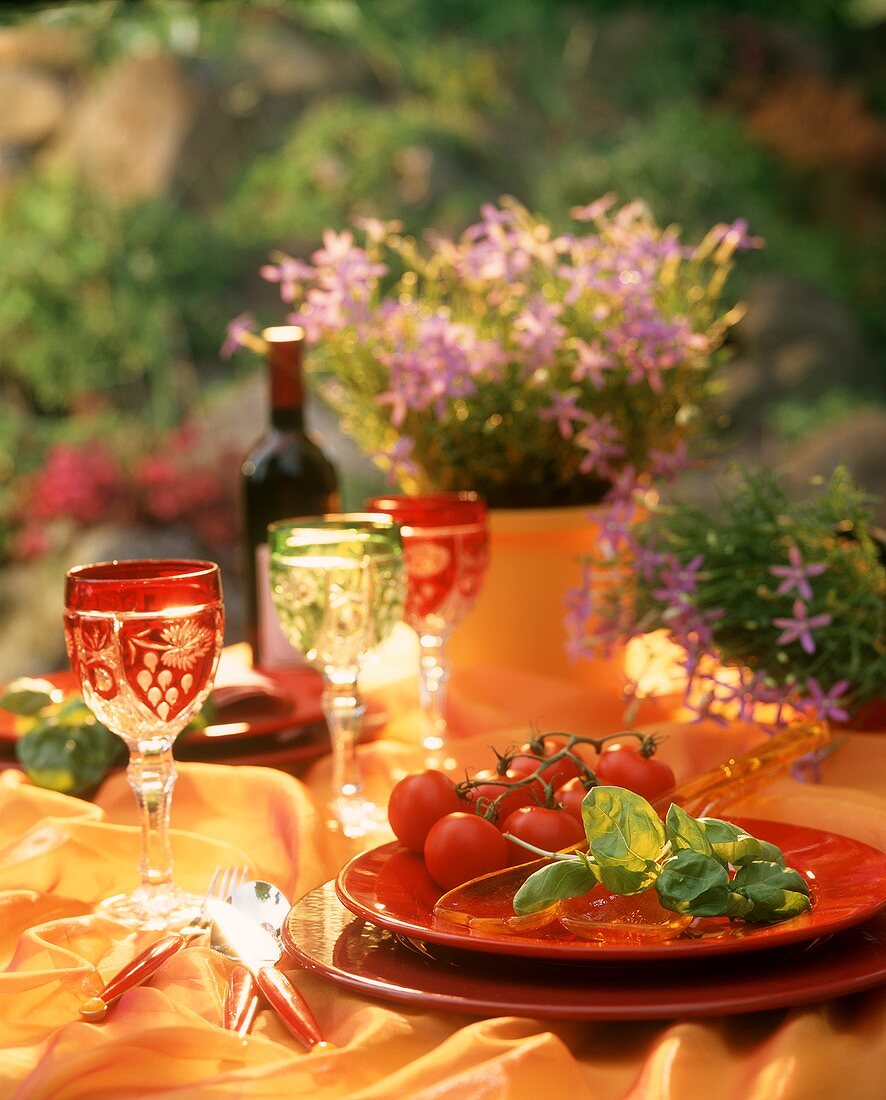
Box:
756;840;787;867
725;891;755;919
0;687;55;716
513;858;600;915
16;722;123;797
731;861;810;898
582;786;666;896
733;884;812;924
581;787;665;864
698;818;763;866
656;849;731;915
665;803;713;855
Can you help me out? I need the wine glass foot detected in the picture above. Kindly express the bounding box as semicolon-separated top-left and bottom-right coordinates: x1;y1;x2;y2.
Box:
327;796;391;840
97;883;204;933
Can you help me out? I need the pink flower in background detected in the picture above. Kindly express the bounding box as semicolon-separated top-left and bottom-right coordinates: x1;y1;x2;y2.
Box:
539;389;590;439
574;414;625;476
259;257;314;303
803;677;851;724
31;443;126;525
769;545;827;601
773;600;832;655
220;312;257;359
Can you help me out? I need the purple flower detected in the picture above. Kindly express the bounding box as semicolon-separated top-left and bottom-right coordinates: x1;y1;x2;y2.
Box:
512;296;565;370
652;554;705;610
574;414;625;477
572;340;616;389
803;677;851;724
570;194;617;222
539;389;590;439
375;436;419;486
220;312;256;359
769;545;827;602
709;218;764;251
648;439;689;481
773;600;832;655
260;256;314;303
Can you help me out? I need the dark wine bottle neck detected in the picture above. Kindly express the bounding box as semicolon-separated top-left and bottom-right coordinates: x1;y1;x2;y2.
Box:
266;333;306;431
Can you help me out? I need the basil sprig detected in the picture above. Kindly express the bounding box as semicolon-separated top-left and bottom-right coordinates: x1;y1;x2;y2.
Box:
512;786;811;924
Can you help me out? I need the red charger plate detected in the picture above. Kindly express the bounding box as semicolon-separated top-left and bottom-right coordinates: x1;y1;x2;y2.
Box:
284;881;886;1020
334;819;886;962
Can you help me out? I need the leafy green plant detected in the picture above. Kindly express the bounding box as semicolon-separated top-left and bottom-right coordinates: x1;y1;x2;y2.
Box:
569;465;886;723
512;785;811;925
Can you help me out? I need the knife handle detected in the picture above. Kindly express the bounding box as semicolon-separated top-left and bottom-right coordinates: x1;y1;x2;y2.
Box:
81;934;186;1020
224;965;259;1035
255;966;325;1049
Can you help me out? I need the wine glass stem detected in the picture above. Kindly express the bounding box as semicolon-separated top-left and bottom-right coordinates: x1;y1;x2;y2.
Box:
321;678;365;802
419;634;450;752
127;740;177;888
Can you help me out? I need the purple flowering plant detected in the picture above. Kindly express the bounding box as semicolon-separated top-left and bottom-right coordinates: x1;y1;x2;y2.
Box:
568;465;886;727
228;196;756;507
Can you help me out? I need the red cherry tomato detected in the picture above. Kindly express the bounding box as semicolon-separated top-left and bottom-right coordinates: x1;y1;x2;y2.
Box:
387;770;462;852
464;769;538;824
423;812;509;890
555;776;594;823
593;744;675;803
501;805;585;865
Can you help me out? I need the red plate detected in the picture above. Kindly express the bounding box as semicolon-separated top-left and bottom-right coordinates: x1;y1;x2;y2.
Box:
284;881;886;1020
0;667;326;749
335;819;886;962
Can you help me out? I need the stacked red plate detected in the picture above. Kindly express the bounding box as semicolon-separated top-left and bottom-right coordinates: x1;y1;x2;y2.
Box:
282;819;886;1020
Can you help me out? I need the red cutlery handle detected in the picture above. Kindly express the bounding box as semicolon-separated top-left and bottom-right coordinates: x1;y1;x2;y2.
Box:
81;934;185;1019
255;966;324;1049
224;965;259;1034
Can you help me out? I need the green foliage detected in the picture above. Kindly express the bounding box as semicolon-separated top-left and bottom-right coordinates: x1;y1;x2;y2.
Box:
513;784;812;925
3;685;124;797
0;174;246;427
227;97;489;243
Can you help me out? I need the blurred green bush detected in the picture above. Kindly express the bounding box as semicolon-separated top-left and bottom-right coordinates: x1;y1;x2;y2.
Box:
0;0;882;565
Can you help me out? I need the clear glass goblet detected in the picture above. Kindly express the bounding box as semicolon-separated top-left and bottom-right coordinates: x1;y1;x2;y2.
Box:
365;492;488;753
64;559;224;932
268;515;406;837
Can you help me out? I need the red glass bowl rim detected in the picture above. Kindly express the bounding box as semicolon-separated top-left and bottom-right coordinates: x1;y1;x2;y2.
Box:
366;492;487;526
66;559;221;584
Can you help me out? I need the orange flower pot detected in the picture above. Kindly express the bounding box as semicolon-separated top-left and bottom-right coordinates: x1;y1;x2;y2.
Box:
447;505;625;695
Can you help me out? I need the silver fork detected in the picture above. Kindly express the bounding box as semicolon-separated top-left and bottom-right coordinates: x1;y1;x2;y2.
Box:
196;865;249;929
80;865;249;1021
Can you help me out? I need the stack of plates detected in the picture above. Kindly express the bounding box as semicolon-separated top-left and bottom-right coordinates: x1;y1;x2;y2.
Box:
282;819;886;1019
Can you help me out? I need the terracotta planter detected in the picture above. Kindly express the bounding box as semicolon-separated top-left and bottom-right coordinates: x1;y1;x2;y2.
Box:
447;504;624;692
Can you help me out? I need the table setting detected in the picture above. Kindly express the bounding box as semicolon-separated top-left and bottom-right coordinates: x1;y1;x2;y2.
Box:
1;196;885;1100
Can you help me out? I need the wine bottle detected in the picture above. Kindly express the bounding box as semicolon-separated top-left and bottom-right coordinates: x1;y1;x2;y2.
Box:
241;325;339;667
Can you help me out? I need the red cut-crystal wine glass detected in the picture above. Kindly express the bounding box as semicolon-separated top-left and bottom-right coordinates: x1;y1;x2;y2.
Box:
365;493;488;753
64;559;224;932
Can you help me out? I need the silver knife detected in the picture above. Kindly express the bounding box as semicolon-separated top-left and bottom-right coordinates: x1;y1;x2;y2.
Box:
209;901;326;1049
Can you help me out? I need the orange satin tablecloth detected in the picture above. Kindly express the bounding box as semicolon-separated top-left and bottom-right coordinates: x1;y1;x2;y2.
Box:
2;662;885;1100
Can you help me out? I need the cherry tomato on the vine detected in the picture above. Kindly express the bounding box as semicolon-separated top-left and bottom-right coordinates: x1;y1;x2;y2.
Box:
423;812;509;889
555;776;594;823
594;744;675;803
508;739;585;792
387;770;462;852
464;769;538;824
501;805;585;865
